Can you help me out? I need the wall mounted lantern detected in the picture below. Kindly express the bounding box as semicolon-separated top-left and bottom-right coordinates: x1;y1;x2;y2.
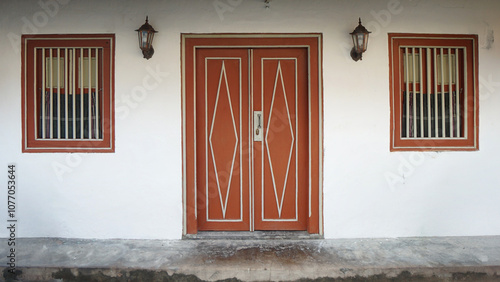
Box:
349;18;371;61
135;16;158;60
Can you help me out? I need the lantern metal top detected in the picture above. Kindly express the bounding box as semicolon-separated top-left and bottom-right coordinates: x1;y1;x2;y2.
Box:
350;18;370;36
135;16;158;33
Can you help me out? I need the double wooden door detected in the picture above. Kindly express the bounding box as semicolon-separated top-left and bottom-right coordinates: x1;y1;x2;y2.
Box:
195;48;308;231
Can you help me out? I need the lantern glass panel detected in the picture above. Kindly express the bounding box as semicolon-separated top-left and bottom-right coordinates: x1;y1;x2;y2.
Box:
363;34;369;51
357;34;364;52
142;31;149;48
148;32;154;48
351;35;358;50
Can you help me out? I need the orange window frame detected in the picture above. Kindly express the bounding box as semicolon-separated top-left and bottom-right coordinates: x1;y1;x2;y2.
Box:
389;33;479;151
22;34;115;153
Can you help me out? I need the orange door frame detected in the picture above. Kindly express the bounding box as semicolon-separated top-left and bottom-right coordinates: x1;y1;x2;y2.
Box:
182;34;323;235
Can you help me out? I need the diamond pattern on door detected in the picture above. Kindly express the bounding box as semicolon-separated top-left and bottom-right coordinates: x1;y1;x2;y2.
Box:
253;49;308;230
209;61;239;219
264;61;295;219
195;49;250;231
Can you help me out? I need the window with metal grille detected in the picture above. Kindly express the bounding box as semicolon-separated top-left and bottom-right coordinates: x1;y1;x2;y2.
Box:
22;34;115;152
389;34;478;151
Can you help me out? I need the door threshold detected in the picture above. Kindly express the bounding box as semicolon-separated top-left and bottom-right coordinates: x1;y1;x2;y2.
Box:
183;231;323;240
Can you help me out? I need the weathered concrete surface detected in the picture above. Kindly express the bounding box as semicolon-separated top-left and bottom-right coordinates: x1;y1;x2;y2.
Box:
1;236;500;281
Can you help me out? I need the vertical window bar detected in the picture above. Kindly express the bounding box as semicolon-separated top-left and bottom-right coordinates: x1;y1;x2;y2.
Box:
463;47;468;138
448;48;453;137
57;48;61;139
412;47;417;138
88;48;92;139
426;48;432;138
42;48;47;138
34;49;38;139
419;47;424;138
49;48;54;139
405;47;410;138
64;48;69;139
80;48;84;139
440;48;445;138
95;48;100;139
433;48;438;138
41;48;46;138
456;48;460;137
72;48;77;139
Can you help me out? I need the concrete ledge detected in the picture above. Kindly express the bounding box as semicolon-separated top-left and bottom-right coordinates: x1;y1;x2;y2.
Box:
3;266;500;282
184;231;323;240
1;236;500;281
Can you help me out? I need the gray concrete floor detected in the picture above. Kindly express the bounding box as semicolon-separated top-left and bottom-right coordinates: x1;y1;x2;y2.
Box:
1;236;500;281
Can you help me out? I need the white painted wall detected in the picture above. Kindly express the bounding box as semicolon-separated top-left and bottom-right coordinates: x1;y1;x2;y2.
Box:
1;0;499;240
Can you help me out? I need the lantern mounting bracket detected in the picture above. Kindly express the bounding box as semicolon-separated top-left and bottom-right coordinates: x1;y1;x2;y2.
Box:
350;47;363;62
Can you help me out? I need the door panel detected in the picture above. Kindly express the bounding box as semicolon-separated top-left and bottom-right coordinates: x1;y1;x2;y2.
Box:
195;47;308;231
253;49;308;230
196;49;250;230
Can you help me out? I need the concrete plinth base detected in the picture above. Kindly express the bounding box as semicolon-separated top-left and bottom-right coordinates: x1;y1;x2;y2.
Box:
1;236;500;281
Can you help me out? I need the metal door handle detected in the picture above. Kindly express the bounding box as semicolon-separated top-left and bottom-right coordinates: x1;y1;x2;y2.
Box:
256;113;261;134
254;111;263;141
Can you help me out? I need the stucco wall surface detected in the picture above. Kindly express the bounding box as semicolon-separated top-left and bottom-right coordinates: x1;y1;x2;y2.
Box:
0;0;499;239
